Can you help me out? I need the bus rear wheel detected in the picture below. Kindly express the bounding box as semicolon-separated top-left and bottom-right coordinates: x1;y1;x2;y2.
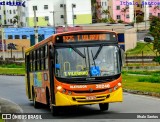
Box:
99;103;109;111
33;90;41;108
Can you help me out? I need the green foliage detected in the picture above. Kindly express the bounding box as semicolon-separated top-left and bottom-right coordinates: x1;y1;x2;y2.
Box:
153;56;160;63
138;76;160;83
0;63;25;68
136;15;144;23
118;20;123;23
149;16;160;55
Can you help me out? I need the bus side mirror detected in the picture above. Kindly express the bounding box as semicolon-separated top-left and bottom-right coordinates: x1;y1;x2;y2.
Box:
120;48;125;67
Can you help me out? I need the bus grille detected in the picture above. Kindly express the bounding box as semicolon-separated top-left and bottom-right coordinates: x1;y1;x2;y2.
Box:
73;89;107;94
72;95;110;103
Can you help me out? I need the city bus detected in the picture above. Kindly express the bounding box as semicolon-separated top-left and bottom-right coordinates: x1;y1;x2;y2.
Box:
25;30;124;115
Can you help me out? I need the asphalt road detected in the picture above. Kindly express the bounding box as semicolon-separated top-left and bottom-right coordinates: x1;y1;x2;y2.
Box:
0;75;160;122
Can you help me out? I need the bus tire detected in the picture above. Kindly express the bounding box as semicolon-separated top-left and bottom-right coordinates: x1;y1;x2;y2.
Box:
99;103;109;111
32;90;41;109
46;88;50;108
51;106;59;116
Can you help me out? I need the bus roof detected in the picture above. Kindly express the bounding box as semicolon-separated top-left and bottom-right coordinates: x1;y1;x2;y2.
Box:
25;30;117;53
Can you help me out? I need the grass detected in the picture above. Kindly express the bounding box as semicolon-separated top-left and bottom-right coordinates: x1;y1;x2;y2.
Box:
0;63;25;68
122;73;160;93
126;42;156;56
138;76;160;83
0;68;25;75
122;70;160;76
0;119;4;122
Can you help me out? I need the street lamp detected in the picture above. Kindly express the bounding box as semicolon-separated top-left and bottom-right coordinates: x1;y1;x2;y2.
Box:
50;11;55;27
72;4;76;27
0;25;5;61
33;6;38;44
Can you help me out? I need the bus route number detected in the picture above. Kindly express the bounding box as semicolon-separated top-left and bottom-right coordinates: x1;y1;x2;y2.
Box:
96;84;110;89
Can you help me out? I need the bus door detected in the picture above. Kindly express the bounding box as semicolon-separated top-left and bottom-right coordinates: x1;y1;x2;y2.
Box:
26;54;31;99
49;45;55;104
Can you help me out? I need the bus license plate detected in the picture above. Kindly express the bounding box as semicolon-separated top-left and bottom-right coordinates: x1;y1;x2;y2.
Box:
86;96;96;100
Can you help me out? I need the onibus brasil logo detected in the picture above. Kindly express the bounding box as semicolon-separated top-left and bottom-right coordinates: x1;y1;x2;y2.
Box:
0;1;26;7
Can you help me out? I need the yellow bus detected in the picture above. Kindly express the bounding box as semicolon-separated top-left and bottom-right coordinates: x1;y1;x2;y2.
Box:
25;30;124;115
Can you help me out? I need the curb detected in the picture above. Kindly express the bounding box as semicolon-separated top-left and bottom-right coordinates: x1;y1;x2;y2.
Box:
0;74;25;76
123;89;160;98
0;98;24;122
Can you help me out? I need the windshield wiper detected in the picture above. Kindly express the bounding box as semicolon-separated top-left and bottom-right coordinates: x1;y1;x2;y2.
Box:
93;45;103;60
71;46;86;58
91;50;96;67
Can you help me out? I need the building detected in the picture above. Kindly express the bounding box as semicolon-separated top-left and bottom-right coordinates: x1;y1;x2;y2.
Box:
0;0;92;27
0;1;18;25
95;0;160;23
25;0;92;27
0;27;55;58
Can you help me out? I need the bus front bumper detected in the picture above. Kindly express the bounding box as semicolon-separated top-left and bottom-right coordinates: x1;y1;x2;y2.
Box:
55;87;123;106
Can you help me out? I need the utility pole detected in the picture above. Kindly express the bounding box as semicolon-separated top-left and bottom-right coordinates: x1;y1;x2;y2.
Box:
72;4;76;28
1;26;5;61
134;10;137;31
64;4;67;32
17;6;21;27
33;6;38;44
145;4;147;30
50;11;55;27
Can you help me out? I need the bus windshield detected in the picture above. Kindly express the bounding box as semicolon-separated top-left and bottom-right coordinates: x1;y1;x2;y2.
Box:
55;45;120;78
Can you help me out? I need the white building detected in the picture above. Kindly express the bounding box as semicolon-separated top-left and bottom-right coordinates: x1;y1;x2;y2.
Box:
0;0;18;26
25;0;92;27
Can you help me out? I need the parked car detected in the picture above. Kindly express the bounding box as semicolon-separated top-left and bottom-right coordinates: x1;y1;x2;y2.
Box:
144;36;154;42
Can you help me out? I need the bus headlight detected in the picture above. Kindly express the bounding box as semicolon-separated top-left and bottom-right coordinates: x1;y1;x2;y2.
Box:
57;86;62;91
118;83;121;87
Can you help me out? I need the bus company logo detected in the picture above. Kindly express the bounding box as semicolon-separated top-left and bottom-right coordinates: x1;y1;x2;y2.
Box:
0;1;26;7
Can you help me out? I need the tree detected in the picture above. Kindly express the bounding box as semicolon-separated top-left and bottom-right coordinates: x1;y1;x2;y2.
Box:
91;0;97;19
13;15;18;25
102;9;111;20
149;16;160;63
95;3;102;21
121;6;129;22
136;15;144;23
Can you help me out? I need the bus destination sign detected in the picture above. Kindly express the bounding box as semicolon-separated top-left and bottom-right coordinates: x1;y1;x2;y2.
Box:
60;34;114;42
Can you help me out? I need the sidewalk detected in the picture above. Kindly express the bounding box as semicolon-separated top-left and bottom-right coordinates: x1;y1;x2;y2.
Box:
0;98;23;122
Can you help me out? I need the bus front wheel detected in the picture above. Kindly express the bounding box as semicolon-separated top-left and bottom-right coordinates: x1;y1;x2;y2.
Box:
51;106;60;116
99;103;109;111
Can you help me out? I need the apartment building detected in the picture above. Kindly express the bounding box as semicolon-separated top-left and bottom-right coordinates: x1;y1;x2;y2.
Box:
107;0;136;23
97;0;160;23
96;0;109;19
25;0;92;27
0;1;18;25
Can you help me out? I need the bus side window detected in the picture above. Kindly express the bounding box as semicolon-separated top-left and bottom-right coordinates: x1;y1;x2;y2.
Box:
44;45;48;69
41;47;44;70
29;52;32;72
